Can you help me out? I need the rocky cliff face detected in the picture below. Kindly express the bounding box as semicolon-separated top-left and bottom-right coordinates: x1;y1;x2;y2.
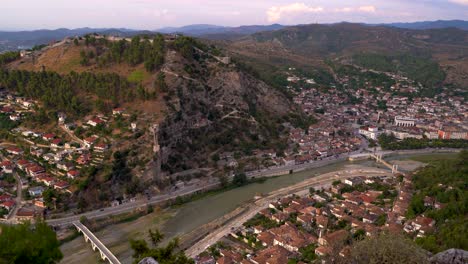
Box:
430;249;468;264
158;48;294;173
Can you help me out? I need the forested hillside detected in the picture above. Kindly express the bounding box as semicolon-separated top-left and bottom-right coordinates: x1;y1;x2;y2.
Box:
1;34;300;203
407;151;468;253
220;23;468;90
0;70;148;116
351;53;446;89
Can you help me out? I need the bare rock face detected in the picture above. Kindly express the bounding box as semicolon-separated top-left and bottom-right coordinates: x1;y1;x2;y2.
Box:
158;48;296;173
206;69;292;116
430;249;468;264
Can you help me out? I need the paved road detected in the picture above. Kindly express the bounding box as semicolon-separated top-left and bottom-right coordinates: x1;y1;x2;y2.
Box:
7;172;22;220
46;182;220;226
46;156;348;226
0;150;22;220
43;147;461;227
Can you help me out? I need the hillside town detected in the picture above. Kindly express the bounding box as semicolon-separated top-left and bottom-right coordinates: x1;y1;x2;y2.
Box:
189;67;467;263
0;89;140;221
288;67;467;149
1;59;468;222
194;170;441;263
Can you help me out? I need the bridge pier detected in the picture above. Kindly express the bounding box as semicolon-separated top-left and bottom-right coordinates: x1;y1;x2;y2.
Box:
91;242;97;251
73;221;121;264
101;252;108;262
370;154;399;174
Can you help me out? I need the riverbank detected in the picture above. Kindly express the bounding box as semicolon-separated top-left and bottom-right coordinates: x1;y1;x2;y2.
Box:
184;166;392;257
60;159;369;264
60;209;174;264
58;152;459;264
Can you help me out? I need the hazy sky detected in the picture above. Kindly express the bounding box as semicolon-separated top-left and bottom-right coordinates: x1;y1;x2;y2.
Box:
1;0;468;30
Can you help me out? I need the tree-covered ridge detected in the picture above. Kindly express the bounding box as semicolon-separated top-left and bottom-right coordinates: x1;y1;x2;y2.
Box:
79;34;207;72
351;53;446;90
0;69;156;115
78;34;166;72
0;51;20;66
0;221;63;264
407;151;468;253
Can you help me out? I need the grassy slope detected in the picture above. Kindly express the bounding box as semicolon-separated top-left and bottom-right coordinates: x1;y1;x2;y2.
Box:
8;43;166;117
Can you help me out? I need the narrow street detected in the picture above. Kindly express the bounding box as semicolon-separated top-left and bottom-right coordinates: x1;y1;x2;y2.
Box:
7;171;23;220
58;124;84;145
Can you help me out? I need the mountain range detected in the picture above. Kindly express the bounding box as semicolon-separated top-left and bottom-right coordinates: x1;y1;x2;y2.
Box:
1;20;467;52
219;22;468;90
384;20;468;30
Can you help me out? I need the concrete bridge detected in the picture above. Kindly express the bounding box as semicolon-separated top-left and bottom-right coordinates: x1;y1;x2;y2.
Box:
348;152;399;174
73;221;121;264
371;154;399;174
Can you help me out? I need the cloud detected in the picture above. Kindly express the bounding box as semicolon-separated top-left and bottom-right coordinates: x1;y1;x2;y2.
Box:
335;6;376;13
267;3;323;22
358;6;376;12
335;7;354;13
449;0;468;5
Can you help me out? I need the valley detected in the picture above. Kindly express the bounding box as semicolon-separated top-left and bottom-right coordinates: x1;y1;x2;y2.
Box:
0;18;467;264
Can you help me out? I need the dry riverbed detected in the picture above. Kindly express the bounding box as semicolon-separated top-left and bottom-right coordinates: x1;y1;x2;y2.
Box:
60;209;175;264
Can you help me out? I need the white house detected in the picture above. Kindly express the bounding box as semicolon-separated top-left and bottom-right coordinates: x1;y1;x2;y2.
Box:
359;126;381;140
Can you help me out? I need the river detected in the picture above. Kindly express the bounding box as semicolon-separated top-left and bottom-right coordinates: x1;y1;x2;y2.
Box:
160;160;381;239
59;152;457;264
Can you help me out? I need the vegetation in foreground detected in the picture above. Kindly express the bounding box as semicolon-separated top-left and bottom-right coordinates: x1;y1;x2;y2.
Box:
407;150;468;253
130;228;194;264
350;234;429;264
0;221;63;264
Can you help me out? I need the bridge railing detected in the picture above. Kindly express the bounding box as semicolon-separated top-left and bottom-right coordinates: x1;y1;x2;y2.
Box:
73;221;121;264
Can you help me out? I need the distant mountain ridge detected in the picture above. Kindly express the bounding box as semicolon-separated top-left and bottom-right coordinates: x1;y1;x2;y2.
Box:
156;24;285;36
383;20;468;30
1;20;467;52
0;24;284;51
0;28;145;51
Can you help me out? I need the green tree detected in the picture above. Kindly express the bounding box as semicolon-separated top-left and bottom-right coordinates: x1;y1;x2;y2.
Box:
154;72;168;92
299;244;317;262
0;51;20;66
148;228;164;247
232;172;247;187
0;221;63;263
130;230;194;264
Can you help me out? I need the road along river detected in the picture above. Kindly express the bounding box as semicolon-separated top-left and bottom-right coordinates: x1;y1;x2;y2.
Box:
59;152;457;264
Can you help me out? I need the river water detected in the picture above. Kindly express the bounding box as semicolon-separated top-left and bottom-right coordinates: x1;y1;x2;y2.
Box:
61;152;457;264
160;159;381;239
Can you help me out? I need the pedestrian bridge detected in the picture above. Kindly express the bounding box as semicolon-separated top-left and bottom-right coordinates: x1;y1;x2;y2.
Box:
73;221;121;264
370;154;399;174
348;153;399;174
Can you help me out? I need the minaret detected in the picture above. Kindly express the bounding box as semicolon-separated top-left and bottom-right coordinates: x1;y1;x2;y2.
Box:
150;124;162;180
